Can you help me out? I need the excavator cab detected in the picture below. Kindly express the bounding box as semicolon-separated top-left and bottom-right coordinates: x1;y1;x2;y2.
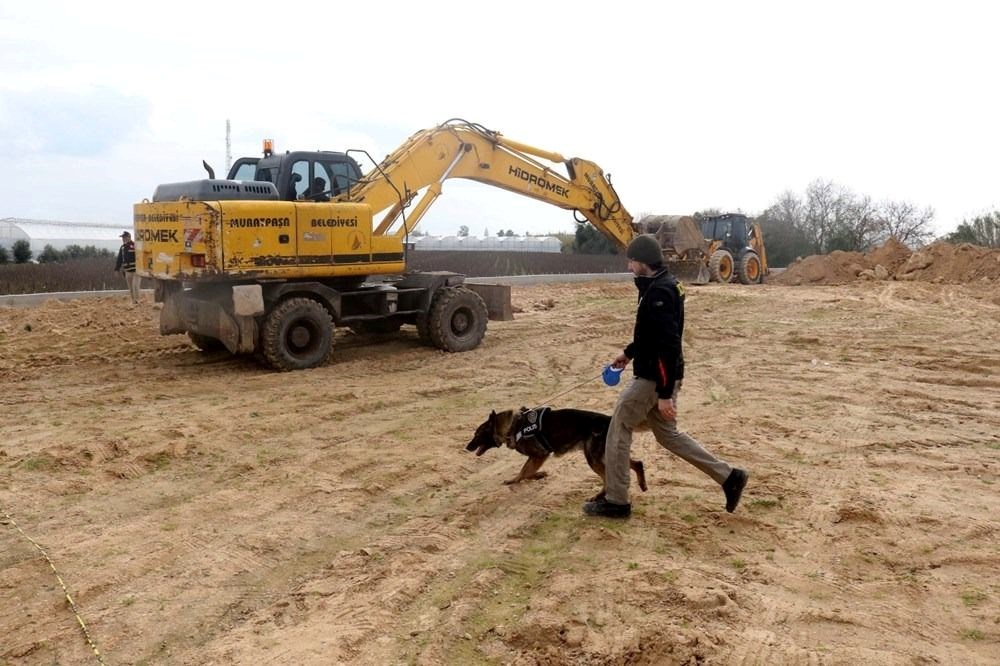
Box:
227;145;362;202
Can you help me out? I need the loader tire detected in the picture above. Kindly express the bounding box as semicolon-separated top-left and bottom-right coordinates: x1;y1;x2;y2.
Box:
709;250;734;283
260;297;334;371
427;286;488;352
737;251;763;284
187;332;225;352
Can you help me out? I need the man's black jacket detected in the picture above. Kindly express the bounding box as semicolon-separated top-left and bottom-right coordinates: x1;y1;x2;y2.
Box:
115;241;136;272
624;268;685;399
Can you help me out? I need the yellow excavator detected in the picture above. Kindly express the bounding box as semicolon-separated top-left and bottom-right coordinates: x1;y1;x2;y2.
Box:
133;119;690;370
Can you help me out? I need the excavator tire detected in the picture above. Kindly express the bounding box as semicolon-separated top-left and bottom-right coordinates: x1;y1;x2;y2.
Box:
259;297;334;371
187;331;226;352
709;250;735;283
737;251;763;284
427;286;488;352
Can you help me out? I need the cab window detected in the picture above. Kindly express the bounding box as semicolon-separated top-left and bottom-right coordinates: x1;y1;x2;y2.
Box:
255;167;279;183
231;162;256;181
288;160;310;200
321;161;356;195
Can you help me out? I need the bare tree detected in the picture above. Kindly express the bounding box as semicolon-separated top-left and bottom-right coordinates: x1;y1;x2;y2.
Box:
763;180;936;257
836;194;880;251
804;179;857;253
874;200;935;247
758;191;813;266
770;190;805;228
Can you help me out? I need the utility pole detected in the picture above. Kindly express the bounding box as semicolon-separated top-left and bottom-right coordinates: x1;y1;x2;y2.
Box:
225;119;232;171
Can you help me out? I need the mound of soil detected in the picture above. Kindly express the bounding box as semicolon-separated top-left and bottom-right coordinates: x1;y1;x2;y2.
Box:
774;239;1000;285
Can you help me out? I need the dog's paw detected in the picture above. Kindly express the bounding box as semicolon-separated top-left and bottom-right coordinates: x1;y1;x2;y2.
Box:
588;490;607;503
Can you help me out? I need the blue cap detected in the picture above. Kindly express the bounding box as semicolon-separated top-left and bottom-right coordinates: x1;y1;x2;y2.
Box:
602;365;623;386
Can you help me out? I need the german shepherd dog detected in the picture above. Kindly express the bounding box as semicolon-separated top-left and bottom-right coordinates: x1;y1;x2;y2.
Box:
466;408;648;501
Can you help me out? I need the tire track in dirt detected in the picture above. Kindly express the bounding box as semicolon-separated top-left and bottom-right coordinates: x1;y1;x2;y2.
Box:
4;281;999;665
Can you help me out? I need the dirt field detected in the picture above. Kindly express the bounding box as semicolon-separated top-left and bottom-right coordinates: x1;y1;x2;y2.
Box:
1;279;999;665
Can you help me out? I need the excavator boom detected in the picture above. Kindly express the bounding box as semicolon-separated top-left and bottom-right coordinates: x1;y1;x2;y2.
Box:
340;119;638;249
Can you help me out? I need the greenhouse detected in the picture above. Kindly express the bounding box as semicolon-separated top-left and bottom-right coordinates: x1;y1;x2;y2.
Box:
411;235;561;253
0;218;124;254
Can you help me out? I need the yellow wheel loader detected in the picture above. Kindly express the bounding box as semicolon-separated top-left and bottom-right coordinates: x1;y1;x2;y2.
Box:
638;212;770;285
699;213;770;284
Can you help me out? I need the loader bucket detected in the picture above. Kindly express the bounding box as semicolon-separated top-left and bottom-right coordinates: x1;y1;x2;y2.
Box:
667;260;710;285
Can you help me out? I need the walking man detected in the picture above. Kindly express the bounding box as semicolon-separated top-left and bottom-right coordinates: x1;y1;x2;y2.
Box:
584;234;749;518
115;231;140;304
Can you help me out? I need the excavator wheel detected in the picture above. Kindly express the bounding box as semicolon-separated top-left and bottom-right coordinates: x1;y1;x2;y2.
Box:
709;250;735;283
737;251;763;284
427;286;488;352
187;331;226;352
259;297;334;371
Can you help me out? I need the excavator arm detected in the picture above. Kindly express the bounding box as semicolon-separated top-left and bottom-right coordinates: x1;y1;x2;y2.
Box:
338;119;638;248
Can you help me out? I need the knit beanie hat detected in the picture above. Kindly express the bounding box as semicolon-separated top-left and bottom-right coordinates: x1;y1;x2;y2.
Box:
626;234;664;266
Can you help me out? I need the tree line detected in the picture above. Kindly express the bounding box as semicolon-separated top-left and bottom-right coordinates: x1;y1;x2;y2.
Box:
756;179;939;266
0;240;113;265
569;178;999;265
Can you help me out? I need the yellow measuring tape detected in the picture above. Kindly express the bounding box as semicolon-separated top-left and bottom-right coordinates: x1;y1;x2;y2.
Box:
2;508;107;665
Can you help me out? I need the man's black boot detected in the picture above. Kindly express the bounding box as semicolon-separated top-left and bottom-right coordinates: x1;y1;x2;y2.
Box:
582;498;631;518
723;468;749;513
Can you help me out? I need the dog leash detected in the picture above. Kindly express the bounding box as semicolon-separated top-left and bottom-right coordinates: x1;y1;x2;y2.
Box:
534;371;605;407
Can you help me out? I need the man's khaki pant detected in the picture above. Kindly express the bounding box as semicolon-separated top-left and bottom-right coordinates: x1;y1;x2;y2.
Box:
124;271;141;304
604;377;732;505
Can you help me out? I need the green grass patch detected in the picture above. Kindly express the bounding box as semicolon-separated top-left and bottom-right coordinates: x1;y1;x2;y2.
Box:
960;628;984;641
18;456;55;472
961;589;987;607
434;511;583;664
146;451;172;470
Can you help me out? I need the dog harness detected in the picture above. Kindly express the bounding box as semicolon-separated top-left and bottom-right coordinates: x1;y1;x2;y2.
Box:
514;407;553;453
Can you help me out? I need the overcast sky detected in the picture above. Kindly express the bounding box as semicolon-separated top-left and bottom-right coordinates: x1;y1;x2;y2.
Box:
1;1;996;239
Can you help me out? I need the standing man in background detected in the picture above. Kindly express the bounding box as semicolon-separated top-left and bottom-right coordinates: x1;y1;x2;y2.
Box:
584;234;749;519
115;231;140;304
